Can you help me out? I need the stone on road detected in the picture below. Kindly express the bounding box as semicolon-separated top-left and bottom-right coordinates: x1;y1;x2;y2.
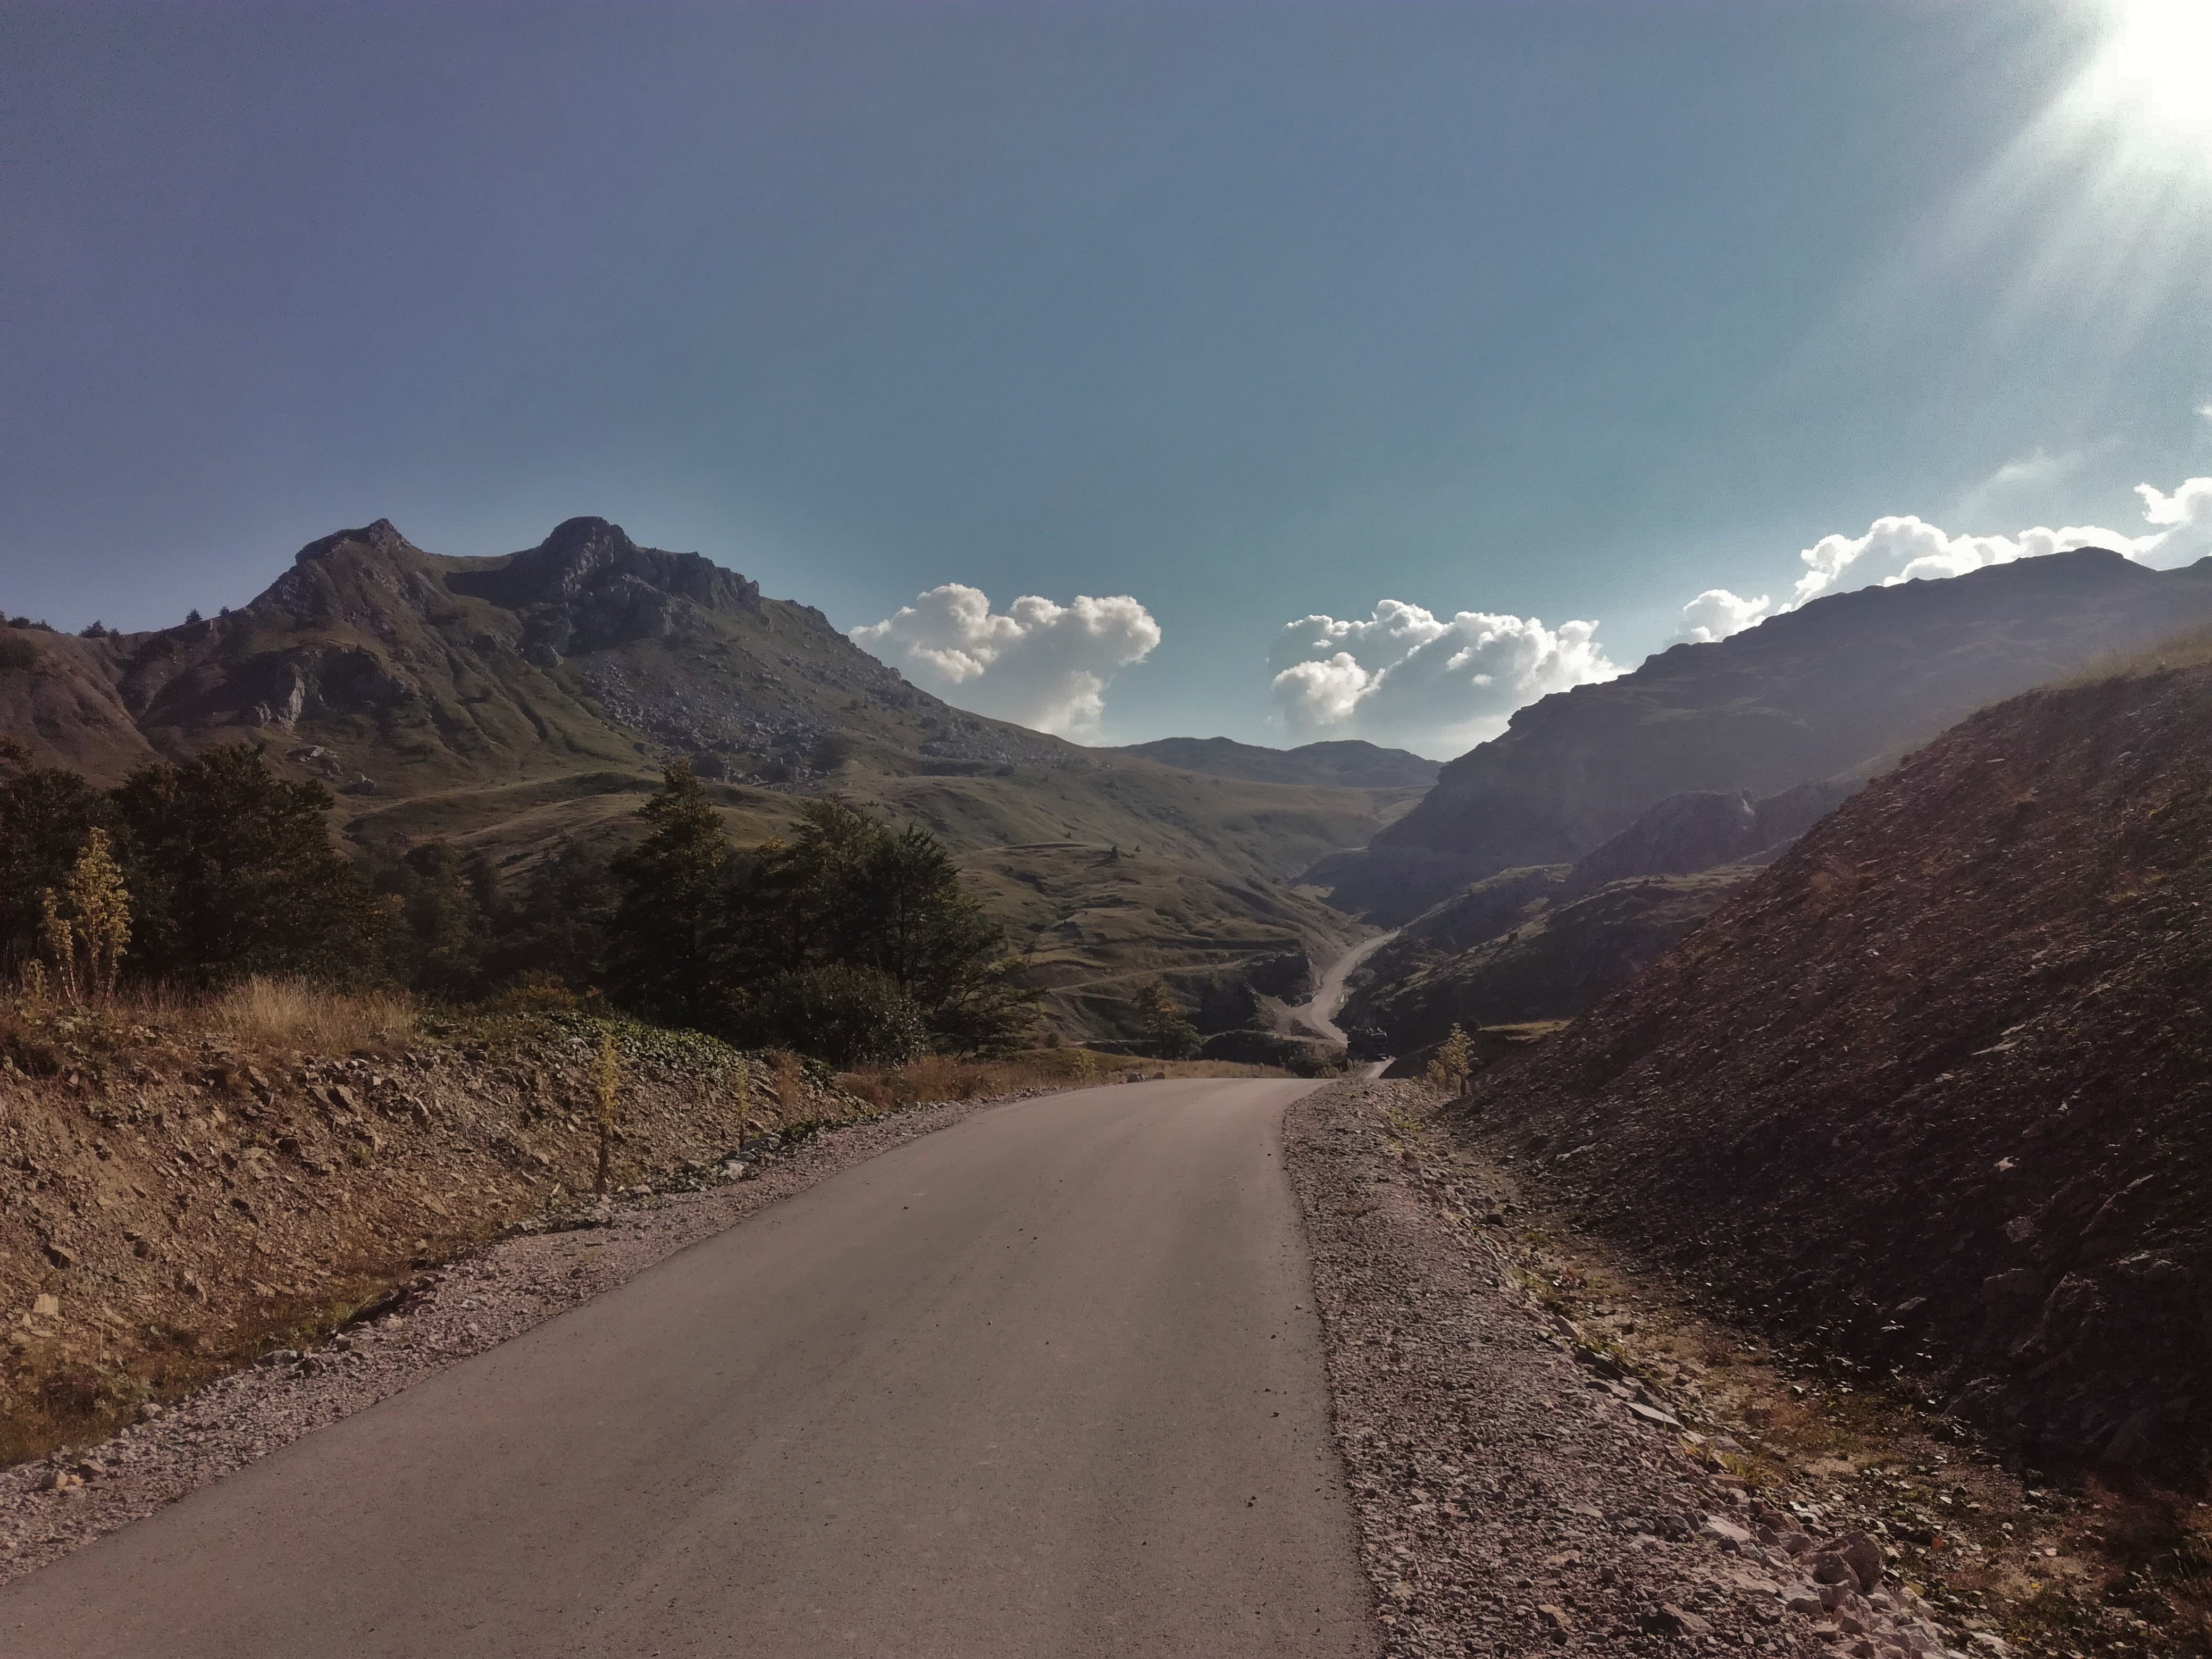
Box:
2;1078;1379;1658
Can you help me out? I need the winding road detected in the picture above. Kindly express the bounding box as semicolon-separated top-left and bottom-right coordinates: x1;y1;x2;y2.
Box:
1291;931;1400;1047
2;1079;1380;1658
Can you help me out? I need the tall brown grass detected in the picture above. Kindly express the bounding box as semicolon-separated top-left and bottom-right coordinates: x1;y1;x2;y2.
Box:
196;976;417;1053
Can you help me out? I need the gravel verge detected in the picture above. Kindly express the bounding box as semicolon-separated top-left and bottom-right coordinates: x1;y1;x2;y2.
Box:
1286;1078;1976;1658
0;1084;1051;1586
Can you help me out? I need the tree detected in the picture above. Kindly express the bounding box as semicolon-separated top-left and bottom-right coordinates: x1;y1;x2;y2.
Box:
608;763;733;1027
44;827;130;1002
0;763;116;967
373;839;498;1000
111;744;384;985
1424;1024;1475;1096
742;800;1033;1054
1133;977;1200;1060
743;963;926;1068
483;840;616;993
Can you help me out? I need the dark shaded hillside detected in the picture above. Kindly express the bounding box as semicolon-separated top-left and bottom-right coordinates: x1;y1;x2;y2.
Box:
1315;549;2212;921
1457;663;2212;1476
1342;778;1854;1053
0;518;1393;1034
1109;735;1439;790
1352;866;1752;1059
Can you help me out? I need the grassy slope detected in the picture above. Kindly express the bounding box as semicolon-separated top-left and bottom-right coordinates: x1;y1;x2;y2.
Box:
5;520;1401;1032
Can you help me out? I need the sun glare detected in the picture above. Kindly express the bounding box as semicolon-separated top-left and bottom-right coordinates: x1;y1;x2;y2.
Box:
2096;0;2212;144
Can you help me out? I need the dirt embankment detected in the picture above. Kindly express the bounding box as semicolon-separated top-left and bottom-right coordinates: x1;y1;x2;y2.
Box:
1458;664;2212;1480
1287;1079;2009;1659
1;1010;853;1464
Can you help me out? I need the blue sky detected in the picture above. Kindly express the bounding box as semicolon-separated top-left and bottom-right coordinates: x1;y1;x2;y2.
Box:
5;1;2210;755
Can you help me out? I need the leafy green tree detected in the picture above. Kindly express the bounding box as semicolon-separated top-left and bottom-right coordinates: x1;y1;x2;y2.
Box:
744;800;1033;1055
111;744;382;985
0;758;116;967
1133;977;1201;1060
372;839;498;1001
608;762;734;1027
482;840;617;993
744;964;927;1068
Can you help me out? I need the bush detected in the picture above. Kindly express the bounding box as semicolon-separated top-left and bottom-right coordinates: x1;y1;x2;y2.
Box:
738;965;927;1069
0;635;37;673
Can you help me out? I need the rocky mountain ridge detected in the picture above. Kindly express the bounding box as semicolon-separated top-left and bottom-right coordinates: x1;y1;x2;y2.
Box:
1313;549;2212;922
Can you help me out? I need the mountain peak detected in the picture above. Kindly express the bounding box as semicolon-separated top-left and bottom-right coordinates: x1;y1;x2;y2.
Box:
294;518;412;566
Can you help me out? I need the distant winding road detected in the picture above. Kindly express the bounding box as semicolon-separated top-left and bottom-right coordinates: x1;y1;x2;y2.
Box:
2;1079;1380;1658
1292;931;1400;1048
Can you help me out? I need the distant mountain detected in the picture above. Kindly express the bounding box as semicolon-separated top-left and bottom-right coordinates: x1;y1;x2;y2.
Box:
0;517;1390;1033
1311;549;2212;922
1459;660;2212;1469
1107;736;1439;790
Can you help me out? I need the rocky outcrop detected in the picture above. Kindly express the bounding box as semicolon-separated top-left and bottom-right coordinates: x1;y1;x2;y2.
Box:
1318;549;2212;921
446;516;763;664
1457;661;2212;1476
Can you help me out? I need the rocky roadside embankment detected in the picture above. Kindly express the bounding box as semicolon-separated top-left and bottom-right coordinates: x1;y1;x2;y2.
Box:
1;1076;1058;1583
1287;1078;2001;1659
2;1007;951;1467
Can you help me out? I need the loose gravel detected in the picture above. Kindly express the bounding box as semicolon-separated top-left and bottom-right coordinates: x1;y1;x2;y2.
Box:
0;1085;1052;1586
1285;1078;1976;1659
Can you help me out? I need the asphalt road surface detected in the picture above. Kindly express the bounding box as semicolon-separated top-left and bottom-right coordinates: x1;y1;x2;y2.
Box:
3;1078;1381;1658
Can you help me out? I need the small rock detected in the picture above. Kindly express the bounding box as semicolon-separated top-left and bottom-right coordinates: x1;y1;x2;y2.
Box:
1834;1529;1886;1593
1638;1604;1712;1639
32;1293;60;1318
1786;1595;1826;1616
1538;1603;1572;1633
1812;1551;1855;1585
1700;1515;1752;1549
35;1469;80;1493
136;1402;165;1423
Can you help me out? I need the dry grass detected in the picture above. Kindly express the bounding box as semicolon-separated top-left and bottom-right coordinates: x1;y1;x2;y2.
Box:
192;976;417;1054
836;1046;1279;1112
2061;623;2212;688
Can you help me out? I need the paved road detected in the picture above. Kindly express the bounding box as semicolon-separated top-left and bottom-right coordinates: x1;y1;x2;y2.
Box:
3;1079;1380;1658
1292;931;1400;1045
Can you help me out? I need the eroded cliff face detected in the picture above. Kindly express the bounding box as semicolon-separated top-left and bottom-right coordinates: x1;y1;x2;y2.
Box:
1316;550;2212;923
1457;662;2212;1477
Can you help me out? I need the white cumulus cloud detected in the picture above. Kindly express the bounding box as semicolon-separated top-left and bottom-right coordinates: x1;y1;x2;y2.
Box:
1268;601;1620;757
1788;470;2212;608
1674;588;1772;644
850;584;1160;741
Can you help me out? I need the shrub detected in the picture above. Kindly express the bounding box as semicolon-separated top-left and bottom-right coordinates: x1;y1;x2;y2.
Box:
740;966;927;1068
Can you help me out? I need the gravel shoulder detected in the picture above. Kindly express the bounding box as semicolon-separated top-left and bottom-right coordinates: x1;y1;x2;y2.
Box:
0;1084;1049;1586
1285;1078;1979;1659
